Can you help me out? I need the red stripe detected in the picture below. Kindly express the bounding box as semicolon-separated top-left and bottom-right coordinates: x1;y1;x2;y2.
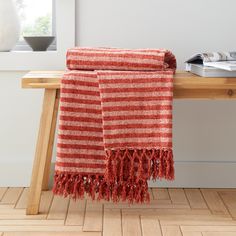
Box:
103;114;172;121
98;70;173;76
101;96;172;103
61;88;100;96
56;162;106;169
60;115;102;123
58;134;103;142
64;72;97;78
103;123;172;130
68;60;163;69
59;125;102;132
57;152;105;160
102;105;172;112
61;97;101;105
99;78;173;84
60;106;102;114
62;79;98;87
57;143;104;150
104;132;172;139
100;87;172;93
104;142;172;148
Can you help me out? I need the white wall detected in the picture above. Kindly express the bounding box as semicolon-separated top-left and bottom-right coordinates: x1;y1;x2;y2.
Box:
0;0;236;186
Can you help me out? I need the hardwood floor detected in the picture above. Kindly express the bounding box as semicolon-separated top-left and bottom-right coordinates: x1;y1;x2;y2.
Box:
0;187;236;235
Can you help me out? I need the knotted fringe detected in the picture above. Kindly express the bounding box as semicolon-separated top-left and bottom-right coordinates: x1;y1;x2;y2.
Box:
53;148;174;203
52;172;150;203
105;148;174;183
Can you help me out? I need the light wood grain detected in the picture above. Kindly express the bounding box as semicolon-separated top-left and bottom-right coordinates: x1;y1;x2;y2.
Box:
0;188;236;235
4;233;101;236
201;189;229;215
122;211;142;236
22;71;236;99
161;225;182;236
66;199;86;226
0;188;7;201
15;188;28;209
185;189;208;209
169;188;189;205
26;89;58;215
1;188;23;205
219;191;236;219
140;216;162;236
152;188;170;200
103;209;122;236
47;195;69;220
83;201;103;232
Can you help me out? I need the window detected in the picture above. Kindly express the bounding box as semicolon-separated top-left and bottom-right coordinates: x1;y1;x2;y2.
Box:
14;0;56;50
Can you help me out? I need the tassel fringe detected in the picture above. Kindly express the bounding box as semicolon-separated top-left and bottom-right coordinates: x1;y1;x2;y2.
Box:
53;148;174;203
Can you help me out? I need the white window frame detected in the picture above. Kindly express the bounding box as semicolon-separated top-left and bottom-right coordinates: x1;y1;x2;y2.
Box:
14;0;57;51
0;0;75;71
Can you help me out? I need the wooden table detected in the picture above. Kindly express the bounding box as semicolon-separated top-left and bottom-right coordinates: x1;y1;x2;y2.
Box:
22;71;236;215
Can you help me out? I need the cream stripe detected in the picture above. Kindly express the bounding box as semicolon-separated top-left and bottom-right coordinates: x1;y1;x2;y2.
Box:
56;157;105;164
69;55;163;64
60;102;101;110
58;138;103;146
100;91;173;98
58;129;103;137
102;109;172;116
60;93;100;101
59;120;102;128
105;137;171;144
98;73;173;79
103;128;172;135
55;166;104;174
99;82;173;89
60;111;102;119
104;119;172;125
57;147;105;155
101;100;171;107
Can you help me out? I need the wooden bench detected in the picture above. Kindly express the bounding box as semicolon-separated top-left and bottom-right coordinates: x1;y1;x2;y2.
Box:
22;71;236;215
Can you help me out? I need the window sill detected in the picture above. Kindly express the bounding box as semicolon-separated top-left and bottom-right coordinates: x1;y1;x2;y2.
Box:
0;50;67;71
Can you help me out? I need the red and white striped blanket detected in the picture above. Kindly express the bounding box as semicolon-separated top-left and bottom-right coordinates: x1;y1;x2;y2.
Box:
53;47;176;203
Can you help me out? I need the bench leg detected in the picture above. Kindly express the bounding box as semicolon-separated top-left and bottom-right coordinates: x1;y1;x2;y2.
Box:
26;89;59;215
42;89;60;190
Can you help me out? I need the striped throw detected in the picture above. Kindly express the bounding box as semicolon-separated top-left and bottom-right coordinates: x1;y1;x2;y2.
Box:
53;47;176;203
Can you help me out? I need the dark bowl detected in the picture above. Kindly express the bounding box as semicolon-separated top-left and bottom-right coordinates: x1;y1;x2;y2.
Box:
24;36;55;51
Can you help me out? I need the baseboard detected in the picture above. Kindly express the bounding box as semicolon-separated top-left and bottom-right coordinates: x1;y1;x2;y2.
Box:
0;161;236;188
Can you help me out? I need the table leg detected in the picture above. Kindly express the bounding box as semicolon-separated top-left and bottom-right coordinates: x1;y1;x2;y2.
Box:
42;89;60;190
26;89;59;215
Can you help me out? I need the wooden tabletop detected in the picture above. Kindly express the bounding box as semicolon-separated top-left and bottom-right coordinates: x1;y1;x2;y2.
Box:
22;71;236;99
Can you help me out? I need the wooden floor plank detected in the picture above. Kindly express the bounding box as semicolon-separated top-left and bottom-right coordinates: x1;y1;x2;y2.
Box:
66;199;86;226
103;209;122;236
168;188;188;205
39;190;53;215
0;219;64;226
181;225;236;232
140;216;162;236
15;188;28;209
185;189;208;209
83;201;103;232
3;233;101;236
203;233;236;236
0;225;83;232
47;195;69;220
219;191;236;219
183;233;202;236
201;189;229;215
122;211;142;236
0;188;23;205
161;225;182;236
0;188;8;201
152;188;170;200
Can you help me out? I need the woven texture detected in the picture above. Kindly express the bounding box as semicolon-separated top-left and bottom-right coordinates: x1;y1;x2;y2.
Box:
53;47;176;203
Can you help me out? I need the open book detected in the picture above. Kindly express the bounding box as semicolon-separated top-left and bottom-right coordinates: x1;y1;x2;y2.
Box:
186;52;236;71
